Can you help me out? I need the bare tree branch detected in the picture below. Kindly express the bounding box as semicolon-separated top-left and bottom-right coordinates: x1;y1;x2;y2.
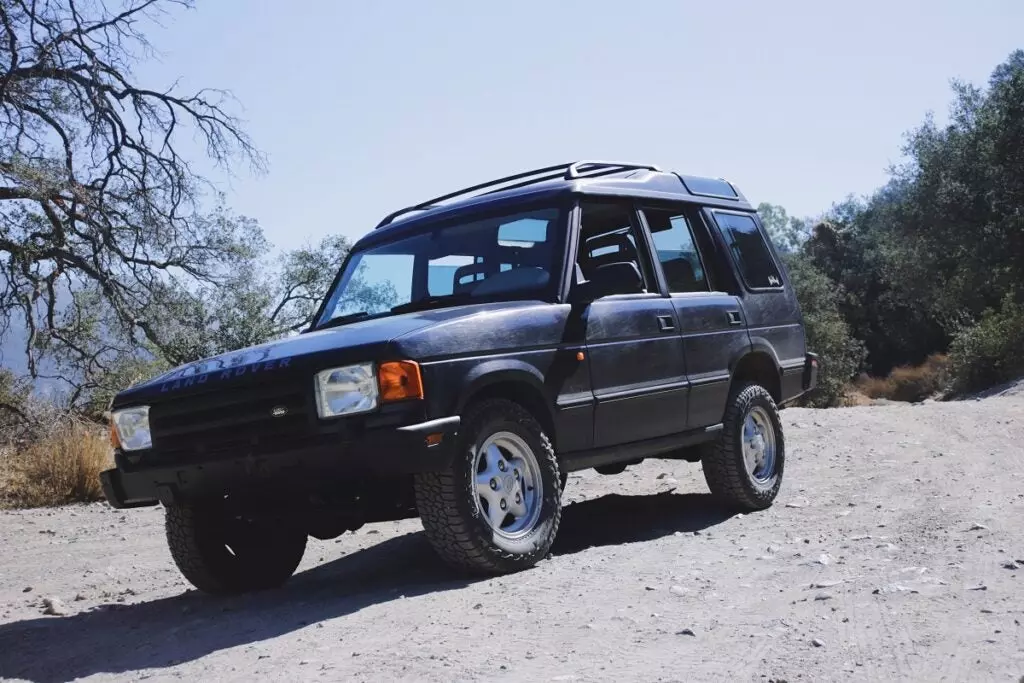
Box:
0;0;266;397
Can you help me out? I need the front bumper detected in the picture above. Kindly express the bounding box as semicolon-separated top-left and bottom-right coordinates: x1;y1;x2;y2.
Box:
100;415;461;509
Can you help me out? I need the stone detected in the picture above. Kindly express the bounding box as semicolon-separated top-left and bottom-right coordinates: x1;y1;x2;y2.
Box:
41;597;67;616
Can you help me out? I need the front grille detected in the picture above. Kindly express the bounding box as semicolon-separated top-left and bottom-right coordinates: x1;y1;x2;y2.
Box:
149;382;322;461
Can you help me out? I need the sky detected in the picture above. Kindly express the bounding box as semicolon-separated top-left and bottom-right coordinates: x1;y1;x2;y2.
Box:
132;0;1024;254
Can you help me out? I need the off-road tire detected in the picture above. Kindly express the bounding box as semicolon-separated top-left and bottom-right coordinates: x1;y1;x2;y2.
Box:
414;399;562;574
701;383;785;511
165;500;307;595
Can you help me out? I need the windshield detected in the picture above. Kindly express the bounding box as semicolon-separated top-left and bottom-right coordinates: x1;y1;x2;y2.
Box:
316;206;564;327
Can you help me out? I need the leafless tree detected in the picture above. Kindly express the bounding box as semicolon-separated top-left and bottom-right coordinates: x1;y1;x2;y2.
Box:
0;0;266;384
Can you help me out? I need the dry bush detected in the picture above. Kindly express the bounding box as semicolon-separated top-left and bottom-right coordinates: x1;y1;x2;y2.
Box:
856;354;951;402
0;420;113;509
841;388;875;407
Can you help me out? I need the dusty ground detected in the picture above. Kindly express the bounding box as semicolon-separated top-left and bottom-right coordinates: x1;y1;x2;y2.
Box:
1;386;1022;682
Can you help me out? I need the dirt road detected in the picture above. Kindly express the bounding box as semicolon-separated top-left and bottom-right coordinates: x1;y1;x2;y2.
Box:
1;387;1023;682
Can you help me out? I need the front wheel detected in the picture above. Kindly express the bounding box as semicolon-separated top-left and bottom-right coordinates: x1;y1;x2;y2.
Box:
414;399;562;574
701;383;785;511
165;500;307;595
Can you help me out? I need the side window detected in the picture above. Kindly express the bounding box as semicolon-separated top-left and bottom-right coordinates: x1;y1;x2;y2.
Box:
714;212;783;289
642;208;710;293
576;203;652;293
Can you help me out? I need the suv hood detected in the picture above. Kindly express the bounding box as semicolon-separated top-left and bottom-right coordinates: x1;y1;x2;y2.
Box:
111;301;542;407
112;312;441;406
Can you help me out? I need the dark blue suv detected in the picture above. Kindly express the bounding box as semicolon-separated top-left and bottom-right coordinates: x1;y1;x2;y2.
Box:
102;161;818;594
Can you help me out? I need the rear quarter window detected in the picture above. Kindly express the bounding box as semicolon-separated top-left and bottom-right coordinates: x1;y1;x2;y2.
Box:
714;212;783;289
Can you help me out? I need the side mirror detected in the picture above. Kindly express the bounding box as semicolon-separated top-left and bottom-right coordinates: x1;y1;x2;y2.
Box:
575;261;643;301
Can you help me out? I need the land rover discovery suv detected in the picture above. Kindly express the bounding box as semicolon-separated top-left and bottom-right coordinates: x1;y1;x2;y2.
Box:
101;161;818;595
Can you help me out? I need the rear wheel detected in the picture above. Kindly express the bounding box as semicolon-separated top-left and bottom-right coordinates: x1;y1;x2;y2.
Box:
701;383;785;511
165;499;307;595
414;399;562;574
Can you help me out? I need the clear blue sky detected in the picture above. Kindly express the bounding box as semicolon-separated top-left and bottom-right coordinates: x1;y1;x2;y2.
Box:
139;0;1022;253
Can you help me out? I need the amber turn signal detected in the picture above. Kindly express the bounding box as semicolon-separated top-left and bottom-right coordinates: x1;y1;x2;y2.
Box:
109;421;121;449
378;360;424;402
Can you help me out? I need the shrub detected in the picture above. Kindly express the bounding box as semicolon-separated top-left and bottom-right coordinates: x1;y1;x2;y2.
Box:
784;254;866;407
0;420;113;509
949;295;1024;394
856;354;951;402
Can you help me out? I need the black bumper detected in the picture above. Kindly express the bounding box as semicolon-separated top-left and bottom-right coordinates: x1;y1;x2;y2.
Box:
100;415;461;509
802;352;820;392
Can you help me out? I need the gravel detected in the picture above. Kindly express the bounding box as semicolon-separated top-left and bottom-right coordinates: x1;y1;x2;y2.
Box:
0;385;1022;681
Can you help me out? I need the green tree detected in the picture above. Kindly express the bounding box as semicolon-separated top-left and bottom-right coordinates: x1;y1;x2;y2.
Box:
757;202;810;253
800;49;1024;386
948;293;1024;394
782;252;865;406
888;50;1024;322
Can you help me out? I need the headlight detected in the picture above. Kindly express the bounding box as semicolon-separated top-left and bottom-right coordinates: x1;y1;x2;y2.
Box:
111;406;152;451
315;363;379;418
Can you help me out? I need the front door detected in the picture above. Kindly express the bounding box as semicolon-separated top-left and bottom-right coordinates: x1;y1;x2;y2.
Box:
575;202;689;448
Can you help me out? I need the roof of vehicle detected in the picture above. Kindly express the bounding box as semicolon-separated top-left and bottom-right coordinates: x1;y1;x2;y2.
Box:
359;161;754;247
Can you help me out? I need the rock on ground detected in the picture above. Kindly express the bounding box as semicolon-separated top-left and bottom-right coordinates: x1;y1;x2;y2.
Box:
1;389;1023;681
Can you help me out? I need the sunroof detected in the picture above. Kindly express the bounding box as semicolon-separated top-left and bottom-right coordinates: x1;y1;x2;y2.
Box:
680;176;738;199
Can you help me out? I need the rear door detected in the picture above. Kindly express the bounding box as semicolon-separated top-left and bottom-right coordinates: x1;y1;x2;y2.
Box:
576;201;690;448
639;204;752;429
706;210;806;385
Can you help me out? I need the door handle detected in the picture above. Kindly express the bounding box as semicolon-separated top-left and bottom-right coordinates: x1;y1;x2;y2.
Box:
727;310;743;326
657;315;676;332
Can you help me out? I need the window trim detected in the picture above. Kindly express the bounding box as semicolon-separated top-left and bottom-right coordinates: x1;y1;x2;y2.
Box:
637;204;714;297
572;199;662;297
708;209;786;294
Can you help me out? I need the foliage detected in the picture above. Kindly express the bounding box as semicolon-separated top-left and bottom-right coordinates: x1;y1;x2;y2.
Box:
757;203;811;254
793;49;1024;382
799;203;948;375
948;294;1024;395
782;253;865;407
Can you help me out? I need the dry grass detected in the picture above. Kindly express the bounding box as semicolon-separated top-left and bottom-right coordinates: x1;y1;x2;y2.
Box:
0;421;113;509
856;354;951;403
840;388;875;407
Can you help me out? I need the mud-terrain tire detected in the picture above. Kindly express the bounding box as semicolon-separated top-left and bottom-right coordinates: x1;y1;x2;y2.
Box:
165;500;307;595
414;399;562;574
702;383;785;511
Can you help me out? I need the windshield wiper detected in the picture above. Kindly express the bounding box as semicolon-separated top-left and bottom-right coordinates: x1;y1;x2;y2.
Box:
390;294;474;315
315;311;369;331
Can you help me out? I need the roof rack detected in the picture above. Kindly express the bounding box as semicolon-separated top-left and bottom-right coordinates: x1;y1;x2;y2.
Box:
374;160;662;228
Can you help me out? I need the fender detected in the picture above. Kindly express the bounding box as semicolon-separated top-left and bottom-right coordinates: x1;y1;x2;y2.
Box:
737;337;783;372
727;341;783;395
453;358;553;418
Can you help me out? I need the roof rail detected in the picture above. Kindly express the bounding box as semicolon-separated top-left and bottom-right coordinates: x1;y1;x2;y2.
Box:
374;160;662;228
